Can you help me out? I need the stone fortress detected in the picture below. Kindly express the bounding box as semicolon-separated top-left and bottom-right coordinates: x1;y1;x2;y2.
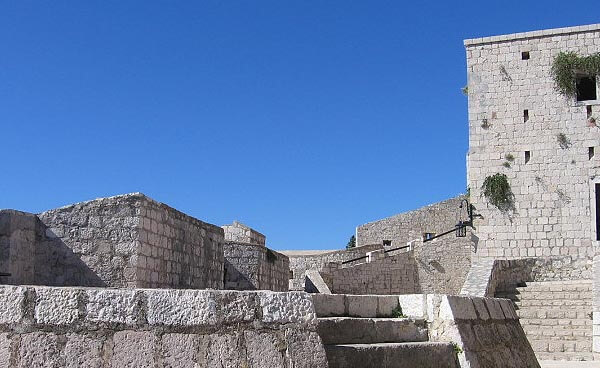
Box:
1;23;599;368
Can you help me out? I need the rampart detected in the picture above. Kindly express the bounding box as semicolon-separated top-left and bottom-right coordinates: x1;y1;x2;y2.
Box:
224;242;289;291
222;221;266;246
0;286;327;367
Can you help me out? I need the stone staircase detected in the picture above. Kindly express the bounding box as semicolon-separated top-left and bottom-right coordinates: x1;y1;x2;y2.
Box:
313;295;459;368
495;280;594;361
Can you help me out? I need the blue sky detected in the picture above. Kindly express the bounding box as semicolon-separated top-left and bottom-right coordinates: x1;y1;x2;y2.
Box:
1;1;597;250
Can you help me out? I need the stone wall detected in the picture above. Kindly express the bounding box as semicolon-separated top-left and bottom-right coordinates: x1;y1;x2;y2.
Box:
322;249;419;295
282;244;383;291
465;24;600;268
9;193;226;289
0;285;328;368
224;242;289;291
355;196;474;295
594;253;600;355
222;221;266;246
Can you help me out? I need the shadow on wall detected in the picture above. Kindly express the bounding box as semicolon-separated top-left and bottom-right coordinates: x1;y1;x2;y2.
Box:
223;258;255;290
0;210;106;287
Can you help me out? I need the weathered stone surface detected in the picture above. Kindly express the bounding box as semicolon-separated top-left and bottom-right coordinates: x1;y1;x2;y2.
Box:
0;286;25;323
398;294;426;319
86;289;139;324
19;332;62;368
224;242;289;292
377;295;399;317
111;331;155;368
439;296;477;321
258;291;316;325
62;333;104;368
217;291;256;323
206;334;243;367
34;287;80;325
161;333;209;368
0;334;11;368
146;289;217;326
284;329;328;368
311;293;345;317
347;295;378;317
244;331;286;367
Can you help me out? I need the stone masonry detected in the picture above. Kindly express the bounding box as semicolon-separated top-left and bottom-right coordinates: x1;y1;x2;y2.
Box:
223;243;289;291
222;221;266;246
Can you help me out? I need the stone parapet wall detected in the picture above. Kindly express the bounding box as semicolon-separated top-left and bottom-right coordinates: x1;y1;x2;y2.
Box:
224;242;289;291
283;244;383;291
0;210;42;285
466;25;600;263
222;221;266;246
0;286;328;368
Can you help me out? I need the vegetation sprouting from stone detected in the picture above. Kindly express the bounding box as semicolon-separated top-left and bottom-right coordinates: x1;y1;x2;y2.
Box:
551;52;600;97
461;85;469;96
557;133;571;149
502;161;511;168
346;235;356;250
481;173;514;212
505;153;514;162
451;342;463;354
390;305;406;318
481;119;490;129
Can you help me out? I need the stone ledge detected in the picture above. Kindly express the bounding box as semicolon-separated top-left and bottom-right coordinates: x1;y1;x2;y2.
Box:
464;23;600;46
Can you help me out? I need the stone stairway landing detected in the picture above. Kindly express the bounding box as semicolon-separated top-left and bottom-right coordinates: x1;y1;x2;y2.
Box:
495;280;594;362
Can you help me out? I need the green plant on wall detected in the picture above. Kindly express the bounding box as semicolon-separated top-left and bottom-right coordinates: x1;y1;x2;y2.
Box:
551;52;600;97
502;161;511;168
481;173;514;212
346;235;356;250
505;153;514;162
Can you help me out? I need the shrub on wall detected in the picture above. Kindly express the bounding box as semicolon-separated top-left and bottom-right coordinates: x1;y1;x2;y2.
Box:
551;52;600;97
481;173;514;212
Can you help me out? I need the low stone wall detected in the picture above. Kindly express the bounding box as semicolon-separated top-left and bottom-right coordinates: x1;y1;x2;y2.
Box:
0;285;327;368
594;253;600;356
25;193;225;289
224;242;289;291
283;244;383;291
322;249;419;295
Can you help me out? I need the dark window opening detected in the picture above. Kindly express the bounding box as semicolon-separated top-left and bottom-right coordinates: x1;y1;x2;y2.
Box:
590;147;595;160
595;183;600;240
524;109;529;122
289;270;294;279
422;233;436;241
587;105;593;118
576;75;597;101
382;240;392;246
525;151;531;163
521;51;530;60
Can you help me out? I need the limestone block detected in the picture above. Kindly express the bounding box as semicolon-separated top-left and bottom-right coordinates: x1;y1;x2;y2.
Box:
471;298;490;320
311;294;345;317
18;332;61;368
217;291;256;323
258;291;316;326
347;295;378;318
377;295;399;317
0;334;10;368
497;299;518;319
398;294;426;319
34;287;80;325
284;329;328;368
484;298;506;320
206;334;243;367
439;296;478;320
161;333;210;368
86;289;139;324
0;286;25;324
244;331;286;367
111;331;155;368
146;289;217;326
63;333;104;368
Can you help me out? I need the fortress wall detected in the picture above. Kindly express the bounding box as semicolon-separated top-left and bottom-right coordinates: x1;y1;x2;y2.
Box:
222;221;266;246
224;242;289;291
0;286;327;368
465;25;600;270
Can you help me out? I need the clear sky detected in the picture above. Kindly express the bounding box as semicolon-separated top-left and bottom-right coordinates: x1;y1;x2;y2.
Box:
0;1;597;250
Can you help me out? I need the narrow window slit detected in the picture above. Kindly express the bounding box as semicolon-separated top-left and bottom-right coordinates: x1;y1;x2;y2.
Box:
590;147;595;160
521;51;530;60
587;105;593;118
524;109;529;122
525;151;531;163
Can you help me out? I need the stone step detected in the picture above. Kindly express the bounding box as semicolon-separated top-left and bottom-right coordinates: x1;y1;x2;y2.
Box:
324;342;459;368
317;317;428;345
529;339;592;353
535;352;595;361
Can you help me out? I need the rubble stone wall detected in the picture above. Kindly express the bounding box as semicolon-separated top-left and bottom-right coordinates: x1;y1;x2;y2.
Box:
224;242;289;291
0;286;328;368
356;196;474;295
465;24;600;266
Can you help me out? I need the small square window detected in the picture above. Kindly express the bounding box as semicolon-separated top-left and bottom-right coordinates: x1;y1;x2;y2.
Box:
422;233;436;241
521;51;530;60
576;75;597;101
382;240;392;246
